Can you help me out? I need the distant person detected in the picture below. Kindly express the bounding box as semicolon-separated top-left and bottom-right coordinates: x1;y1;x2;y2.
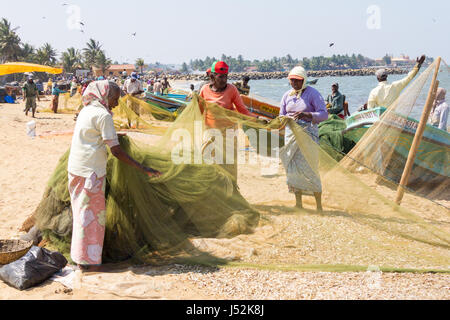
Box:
123;72;144;96
70;77;78;97
46;78;53;95
51;83;67;113
187;84;196;99
153;79;163;95
430;88;448;132
326;83;345;119
123;72;144;128
367;55;426;109
22;76;40;118
162;77;171;95
234;76;251;96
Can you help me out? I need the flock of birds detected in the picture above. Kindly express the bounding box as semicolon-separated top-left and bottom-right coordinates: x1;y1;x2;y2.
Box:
37;3;438;42
39;3;138;37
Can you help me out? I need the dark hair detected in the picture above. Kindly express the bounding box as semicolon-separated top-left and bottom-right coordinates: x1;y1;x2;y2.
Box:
243;76;250;82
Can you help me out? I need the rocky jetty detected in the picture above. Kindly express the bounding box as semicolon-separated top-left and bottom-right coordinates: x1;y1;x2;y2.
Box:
167;68;410;81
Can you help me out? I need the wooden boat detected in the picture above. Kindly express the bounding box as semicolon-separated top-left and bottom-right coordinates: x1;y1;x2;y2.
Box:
241;94;280;119
144;92;188;113
344;107;450;197
240;95;285;155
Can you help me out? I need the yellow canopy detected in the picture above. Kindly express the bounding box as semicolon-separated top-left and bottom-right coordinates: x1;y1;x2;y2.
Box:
0;62;63;76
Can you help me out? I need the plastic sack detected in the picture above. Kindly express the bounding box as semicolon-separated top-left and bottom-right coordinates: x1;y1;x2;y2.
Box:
0;246;67;290
26;120;36;138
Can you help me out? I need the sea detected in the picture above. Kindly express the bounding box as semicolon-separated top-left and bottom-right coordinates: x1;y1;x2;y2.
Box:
173;70;449;120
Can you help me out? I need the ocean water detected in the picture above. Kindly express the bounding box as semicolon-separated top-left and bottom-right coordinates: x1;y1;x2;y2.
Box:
174;70;449;120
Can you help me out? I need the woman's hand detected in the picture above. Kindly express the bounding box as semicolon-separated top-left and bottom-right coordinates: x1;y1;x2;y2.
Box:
293;112;313;121
144;166;162;178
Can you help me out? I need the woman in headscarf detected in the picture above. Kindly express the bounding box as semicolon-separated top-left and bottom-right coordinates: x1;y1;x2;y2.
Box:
430;88;448;132
280;66;328;212
68;80;161;272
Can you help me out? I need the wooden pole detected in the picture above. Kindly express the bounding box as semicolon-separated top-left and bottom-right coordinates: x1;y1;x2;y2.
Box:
395;57;441;205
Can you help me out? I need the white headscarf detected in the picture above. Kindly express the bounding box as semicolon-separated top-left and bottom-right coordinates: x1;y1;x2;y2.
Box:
288;66;309;98
82;80;112;108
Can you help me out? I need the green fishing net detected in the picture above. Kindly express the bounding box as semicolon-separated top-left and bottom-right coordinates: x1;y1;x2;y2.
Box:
33;61;449;273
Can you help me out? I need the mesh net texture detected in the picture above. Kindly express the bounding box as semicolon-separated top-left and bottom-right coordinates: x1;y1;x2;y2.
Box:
33;62;449;273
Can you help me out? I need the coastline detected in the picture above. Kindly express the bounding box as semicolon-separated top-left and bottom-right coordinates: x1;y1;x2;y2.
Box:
167;67;413;81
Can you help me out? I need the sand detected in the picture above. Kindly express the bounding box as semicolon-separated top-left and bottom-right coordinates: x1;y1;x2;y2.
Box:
0;98;449;300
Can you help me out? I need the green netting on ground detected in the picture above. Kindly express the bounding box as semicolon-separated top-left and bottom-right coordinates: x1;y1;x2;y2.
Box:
33;62;450;273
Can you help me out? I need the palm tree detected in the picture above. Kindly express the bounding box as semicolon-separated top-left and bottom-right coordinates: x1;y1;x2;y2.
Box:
0;18;22;63
136;58;145;73
95;51;112;76
83;39;102;70
61;47;82;73
19;43;35;63
35;43;57;66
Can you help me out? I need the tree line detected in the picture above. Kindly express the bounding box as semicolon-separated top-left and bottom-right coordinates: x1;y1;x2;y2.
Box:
185;53;384;73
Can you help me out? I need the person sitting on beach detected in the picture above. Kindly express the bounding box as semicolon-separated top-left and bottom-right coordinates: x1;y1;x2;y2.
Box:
430;88;448;132
51;83;67;114
280;66;328;212
326;83;345;119
367;55;426;109
234;76;251;96
22;76;40;118
68;80;161;272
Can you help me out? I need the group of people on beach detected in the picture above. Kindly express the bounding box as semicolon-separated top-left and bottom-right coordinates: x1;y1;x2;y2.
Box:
19;54;448;272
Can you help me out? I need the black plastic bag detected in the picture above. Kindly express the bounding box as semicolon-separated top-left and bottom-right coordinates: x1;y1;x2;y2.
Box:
0;246;67;290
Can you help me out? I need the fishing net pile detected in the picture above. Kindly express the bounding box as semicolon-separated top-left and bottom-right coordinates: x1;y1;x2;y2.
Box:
32;61;449;272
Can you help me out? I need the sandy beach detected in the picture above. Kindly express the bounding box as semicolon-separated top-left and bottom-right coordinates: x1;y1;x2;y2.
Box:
0;98;449;300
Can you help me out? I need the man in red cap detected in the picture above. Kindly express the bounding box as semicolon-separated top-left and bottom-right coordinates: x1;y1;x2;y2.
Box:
200;61;262;180
200;61;256;117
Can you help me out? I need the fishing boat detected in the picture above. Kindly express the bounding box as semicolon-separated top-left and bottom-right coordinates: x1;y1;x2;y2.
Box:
241;94;280;119
144;92;188;114
344;107;450;197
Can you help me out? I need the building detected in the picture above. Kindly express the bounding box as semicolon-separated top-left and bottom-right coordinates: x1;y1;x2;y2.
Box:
92;64;136;77
391;55;415;67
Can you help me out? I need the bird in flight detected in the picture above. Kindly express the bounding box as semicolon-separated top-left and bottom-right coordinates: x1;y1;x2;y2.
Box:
132;32;137;36
329;43;335;48
79;21;85;26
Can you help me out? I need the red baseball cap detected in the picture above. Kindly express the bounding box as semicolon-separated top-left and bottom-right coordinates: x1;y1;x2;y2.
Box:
211;61;229;75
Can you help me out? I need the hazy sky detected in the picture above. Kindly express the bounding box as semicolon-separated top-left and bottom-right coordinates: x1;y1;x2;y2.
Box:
3;0;449;64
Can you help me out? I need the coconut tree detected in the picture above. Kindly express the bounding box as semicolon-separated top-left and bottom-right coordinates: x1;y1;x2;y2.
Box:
0;18;22;63
35;43;57;66
61;47;82;73
19;43;35;63
95;51;112;76
136;58;145;73
83;39;102;70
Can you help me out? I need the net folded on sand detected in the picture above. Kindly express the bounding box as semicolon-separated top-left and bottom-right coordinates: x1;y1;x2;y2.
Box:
33;61;449;272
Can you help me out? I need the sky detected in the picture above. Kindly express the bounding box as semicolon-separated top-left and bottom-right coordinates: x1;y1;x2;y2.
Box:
2;0;449;65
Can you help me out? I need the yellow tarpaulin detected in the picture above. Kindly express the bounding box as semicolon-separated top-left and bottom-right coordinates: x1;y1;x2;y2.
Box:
0;62;63;76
